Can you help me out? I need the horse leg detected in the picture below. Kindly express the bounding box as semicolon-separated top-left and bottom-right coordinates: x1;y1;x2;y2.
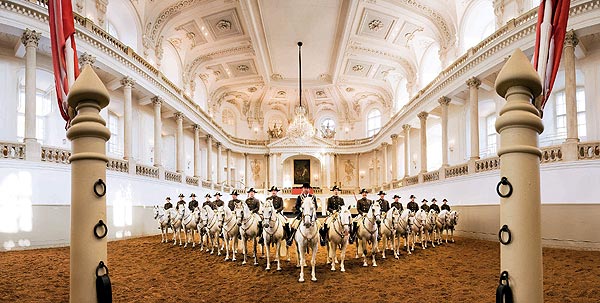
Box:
275;240;282;271
371;236;378;267
265;237;271;270
224;235;230;261
310;243;317;282
298;243;305;282
362;238;368;267
253;237;258;266
382;234;387;259
451;228;455;243
340;241;346;272
241;236;248;265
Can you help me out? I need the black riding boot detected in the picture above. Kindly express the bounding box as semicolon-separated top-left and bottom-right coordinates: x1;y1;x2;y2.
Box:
286;228;296;246
319;224;328;247
349;222;358;244
258;221;264;244
283;222;291;240
376;223;381;241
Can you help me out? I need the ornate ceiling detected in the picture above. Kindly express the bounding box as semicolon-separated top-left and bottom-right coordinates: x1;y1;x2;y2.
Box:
136;0;458;130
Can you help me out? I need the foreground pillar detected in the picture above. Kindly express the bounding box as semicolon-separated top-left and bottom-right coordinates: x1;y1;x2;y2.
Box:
67;65;111;303
495;49;544;303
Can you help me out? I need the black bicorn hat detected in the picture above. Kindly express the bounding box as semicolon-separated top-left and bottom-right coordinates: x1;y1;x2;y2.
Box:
431;198;437;202
178;193;185;198
214;192;222;197
190;193;196;198
247;188;257;193
230;189;239;196
205;194;212;198
393;194;400;199
377;190;386;196
442;198;448;202
422;199;428;203
359;188;368;194
330;185;340;191
302;183;311;188
410;194;416;199
166;197;171;201
269;186;279;192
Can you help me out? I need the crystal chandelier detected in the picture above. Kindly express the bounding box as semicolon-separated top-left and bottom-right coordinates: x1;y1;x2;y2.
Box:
287;41;315;142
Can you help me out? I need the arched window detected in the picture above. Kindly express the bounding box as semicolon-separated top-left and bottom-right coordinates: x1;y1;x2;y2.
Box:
320;118;336;139
366;109;381;137
222;109;235;126
107;21;120;40
461;0;495;52
419;43;442;88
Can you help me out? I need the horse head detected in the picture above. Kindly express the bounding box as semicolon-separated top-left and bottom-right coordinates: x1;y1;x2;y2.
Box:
262;201;274;228
234;203;245;227
338;204;351;234
449;211;459;226
369;202;382;225
153;205;160;219
301;196;316;227
198;207;208;226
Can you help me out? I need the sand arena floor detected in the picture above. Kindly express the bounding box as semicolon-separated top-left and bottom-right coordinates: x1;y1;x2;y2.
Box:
1;235;599;303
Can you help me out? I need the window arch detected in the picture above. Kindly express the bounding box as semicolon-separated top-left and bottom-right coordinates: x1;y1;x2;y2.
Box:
366;109;382;137
419;43;442;88
460;0;495;52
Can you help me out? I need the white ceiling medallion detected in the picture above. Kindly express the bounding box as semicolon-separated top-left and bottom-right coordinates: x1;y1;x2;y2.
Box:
368;19;384;31
352;64;364;72
216;19;232;31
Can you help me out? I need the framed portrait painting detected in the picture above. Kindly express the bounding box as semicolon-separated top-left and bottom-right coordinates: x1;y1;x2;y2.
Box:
293;159;310;185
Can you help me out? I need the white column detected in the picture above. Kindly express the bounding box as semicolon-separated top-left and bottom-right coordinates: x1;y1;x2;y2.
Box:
216;142;222;184
355;153;360;189
382;143;389;185
439;96;451;167
334;153;339;186
226;148;231;186
206;135;213;183
152;96;163;167
402;124;410;177
264;154;270;189
418;112;428;173
244;153;248;188
193;125;201;177
121;77;135;160
467;77;482;160
21;29;41;144
175;112;184;173
390;134;399;181
564;30;579;143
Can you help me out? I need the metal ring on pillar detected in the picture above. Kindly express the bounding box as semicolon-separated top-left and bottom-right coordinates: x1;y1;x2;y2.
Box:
496;271;513;303
496;177;513;198
94;179;107;197
96;261;113;303
94;220;108;239
498;225;512;245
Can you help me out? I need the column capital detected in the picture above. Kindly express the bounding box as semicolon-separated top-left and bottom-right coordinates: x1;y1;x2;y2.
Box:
466;77;481;89
193;124;201;131
120;76;136;88
174;112;185;121
215;142;222;148
390;133;399;140
402;124;411;132
438;96;451;106
151;96;163;106
381;142;389;148
564;30;579;48
206;134;212;140
21;29;41;48
417;111;429;121
79;52;96;68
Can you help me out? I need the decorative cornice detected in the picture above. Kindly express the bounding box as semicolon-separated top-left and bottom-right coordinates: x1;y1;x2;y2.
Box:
466;77;481;89
396;0;455;48
146;0;203;42
185;44;254;75
21;28;40;48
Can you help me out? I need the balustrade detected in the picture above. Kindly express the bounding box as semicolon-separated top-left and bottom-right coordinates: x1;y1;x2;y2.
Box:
136;164;159;179
107;158;129;173
0;142;25;160
41;146;71;164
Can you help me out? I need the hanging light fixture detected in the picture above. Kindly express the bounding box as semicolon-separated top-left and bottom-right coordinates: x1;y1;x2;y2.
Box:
287;41;315;142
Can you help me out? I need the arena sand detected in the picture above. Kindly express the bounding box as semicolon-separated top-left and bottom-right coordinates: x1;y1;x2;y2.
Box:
0;236;599;302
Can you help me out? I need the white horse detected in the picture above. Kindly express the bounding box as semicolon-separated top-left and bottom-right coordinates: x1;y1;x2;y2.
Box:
262;201;286;271
394;209;413;255
434;210;448;245
222;205;239;261
168;206;185;246
380;207;400;259
295;195;319;282
326;204;351;272
423;209;437;248
153;206;171;243
205;206;224;255
409;209;427;250
182;207;199;248
235;202;261;265
356;203;381;267
444;210;459;243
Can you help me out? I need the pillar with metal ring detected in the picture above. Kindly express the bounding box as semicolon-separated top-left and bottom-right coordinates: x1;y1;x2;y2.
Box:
66;65;111;303
495;49;544;303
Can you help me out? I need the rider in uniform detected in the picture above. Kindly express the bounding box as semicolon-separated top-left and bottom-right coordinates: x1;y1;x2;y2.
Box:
163;197;173;210
213;192;224;209
320;185;345;246
287;183;318;246
350;188;372;244
376;191;390;215
188;193;198;211
228;190;241;211
245;188;263;244
430;198;440;213
390;195;403;212
176;193;186;210
266;186;289;239
407;195;419;213
421;199;430;212
202;193;214;209
441;199;451;211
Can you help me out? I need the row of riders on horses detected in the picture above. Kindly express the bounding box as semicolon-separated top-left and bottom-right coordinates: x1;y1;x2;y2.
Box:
155;183;459;281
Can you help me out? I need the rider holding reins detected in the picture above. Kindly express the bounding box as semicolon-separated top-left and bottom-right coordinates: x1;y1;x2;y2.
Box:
319;185;345;246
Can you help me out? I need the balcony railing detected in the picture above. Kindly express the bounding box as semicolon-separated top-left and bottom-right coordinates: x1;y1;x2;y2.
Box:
475;157;501;173
185;176;199;186
41;146;71;164
165;171;182;183
107;158;129;173
136;164;159;179
0;141;25;160
445;163;469;178
540;145;563;163
423;171;439;183
578;141;600;160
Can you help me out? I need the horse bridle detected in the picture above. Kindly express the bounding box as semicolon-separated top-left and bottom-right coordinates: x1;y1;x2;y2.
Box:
332;212;350;239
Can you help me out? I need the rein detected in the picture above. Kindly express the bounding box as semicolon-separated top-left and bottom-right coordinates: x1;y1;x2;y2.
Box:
331;213;350;239
360;214;378;236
